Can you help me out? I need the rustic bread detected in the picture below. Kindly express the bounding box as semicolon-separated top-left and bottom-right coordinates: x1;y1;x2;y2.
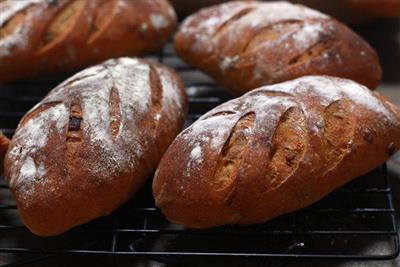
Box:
0;132;10;175
0;0;176;83
4;57;188;236
175;1;382;95
153;75;400;229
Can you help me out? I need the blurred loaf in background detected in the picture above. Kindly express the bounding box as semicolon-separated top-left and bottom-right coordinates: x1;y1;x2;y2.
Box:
170;0;400;24
174;1;382;94
0;0;177;83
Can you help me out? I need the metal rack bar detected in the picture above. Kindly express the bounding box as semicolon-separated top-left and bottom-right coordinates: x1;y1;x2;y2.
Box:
0;248;397;261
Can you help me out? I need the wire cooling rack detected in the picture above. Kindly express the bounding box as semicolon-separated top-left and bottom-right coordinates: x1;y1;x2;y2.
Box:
0;42;398;266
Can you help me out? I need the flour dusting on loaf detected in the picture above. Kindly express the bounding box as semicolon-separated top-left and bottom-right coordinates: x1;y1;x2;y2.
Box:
271;76;395;121
190;146;202;160
175;0;382;94
0;0;41;26
153;75;400;229
150;13;169;29
0;0;43;57
5;57;188;236
17;157;37;198
292;22;323;49
0;0;177;83
7;103;68;193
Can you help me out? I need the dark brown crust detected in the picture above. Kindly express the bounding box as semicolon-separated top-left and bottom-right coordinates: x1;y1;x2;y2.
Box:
153;75;400;229
0;0;176;83
174;1;382;95
4;58;188;236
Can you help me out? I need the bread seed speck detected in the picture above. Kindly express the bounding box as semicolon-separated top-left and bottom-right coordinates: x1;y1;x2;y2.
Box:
68;116;81;131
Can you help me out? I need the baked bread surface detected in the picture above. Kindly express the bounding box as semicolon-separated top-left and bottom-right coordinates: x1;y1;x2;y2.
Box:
0;0;176;82
175;0;382;95
5;57;188;236
153;75;400;229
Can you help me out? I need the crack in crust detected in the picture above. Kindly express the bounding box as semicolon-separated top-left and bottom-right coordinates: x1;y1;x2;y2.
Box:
0;7;28;39
265;107;307;189
322;100;355;174
0;1;38;28
65;98;83;183
67;99;82;143
288;39;335;66
242;20;301;54
0;4;37;43
212;7;255;40
109;86;121;142
149;65;163;133
213;112;255;191
87;0;117;44
39;0;85;51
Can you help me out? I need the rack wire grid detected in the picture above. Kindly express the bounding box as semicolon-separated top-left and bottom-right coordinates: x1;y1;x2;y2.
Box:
0;42;398;266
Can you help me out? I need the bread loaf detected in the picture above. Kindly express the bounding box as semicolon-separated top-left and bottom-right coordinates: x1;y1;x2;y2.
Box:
0;0;176;83
153;75;400;229
175;1;382;95
4;57;188;236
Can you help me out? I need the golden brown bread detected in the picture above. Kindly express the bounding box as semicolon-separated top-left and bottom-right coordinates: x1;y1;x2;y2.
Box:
153;75;400;229
175;1;382;95
4;57;188;236
0;0;176;83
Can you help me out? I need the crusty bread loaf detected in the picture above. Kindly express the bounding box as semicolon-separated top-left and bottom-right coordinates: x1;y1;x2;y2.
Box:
153;75;400;229
0;0;176;83
4;57;188;236
0;131;10;175
175;1;382;95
